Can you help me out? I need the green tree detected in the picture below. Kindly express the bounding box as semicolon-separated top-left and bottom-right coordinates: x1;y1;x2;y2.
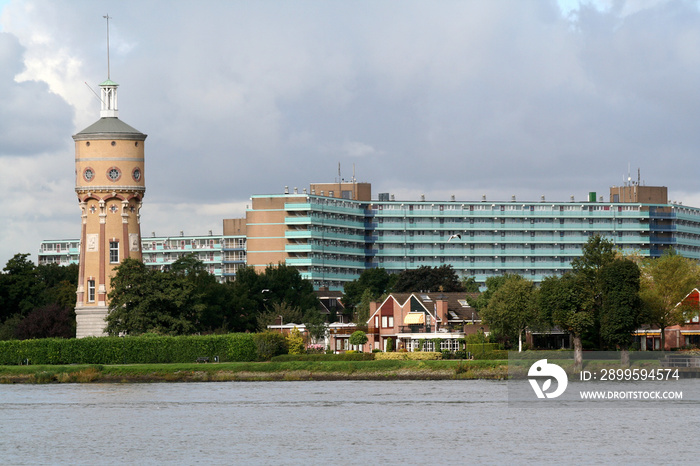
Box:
468;273;519;313
256;301;304;331
302;308;327;343
343;267;395;314
599;258;642;361
538;273;594;369
105;259;203;336
354;288;376;324
461;276;481;293
571;235;619;348
0;253;41;322
480;275;536;352
349;330;368;351
392;265;465;293
639;250;700;350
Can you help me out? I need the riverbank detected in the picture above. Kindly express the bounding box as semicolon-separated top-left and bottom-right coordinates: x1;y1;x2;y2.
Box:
0;359;508;383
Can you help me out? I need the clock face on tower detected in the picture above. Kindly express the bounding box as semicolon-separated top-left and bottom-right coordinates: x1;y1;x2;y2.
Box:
107;167;121;181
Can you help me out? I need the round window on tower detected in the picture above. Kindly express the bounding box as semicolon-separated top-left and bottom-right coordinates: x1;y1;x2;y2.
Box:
83;167;95;182
132;167;142;181
107;167;121;182
111;141;116;146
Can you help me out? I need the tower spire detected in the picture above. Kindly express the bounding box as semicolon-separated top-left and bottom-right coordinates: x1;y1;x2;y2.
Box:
99;14;118;118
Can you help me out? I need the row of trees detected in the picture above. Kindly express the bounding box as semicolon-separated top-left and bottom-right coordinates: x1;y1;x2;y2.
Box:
0;253;325;339
0;254;78;340
105;257;324;336
3;236;699;350
475;237;700;365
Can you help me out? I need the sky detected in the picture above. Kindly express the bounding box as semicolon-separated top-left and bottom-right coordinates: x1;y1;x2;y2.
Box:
2;0;700;266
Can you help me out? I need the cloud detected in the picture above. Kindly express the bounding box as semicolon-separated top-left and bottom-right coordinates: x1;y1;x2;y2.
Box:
2;0;700;266
0;32;73;156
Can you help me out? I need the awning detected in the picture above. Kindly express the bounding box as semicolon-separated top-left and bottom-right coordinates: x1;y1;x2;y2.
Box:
404;313;425;325
633;331;660;336
681;331;700;336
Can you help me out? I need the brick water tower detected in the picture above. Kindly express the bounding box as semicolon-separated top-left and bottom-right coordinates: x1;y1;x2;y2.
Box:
73;69;147;337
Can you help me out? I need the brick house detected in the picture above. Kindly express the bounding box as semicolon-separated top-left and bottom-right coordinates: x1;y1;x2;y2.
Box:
635;288;700;350
362;292;484;352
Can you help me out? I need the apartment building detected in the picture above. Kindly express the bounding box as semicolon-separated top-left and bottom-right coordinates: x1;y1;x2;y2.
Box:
243;181;699;290
39;231;247;283
42;179;700;292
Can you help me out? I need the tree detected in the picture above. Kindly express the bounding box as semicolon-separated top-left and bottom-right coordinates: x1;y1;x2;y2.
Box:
639;250;700;350
15;304;75;340
0;256;79;339
0;253;40;322
571;235;619;348
392;265;465;293
538;273;594;369
461;276;481;293
302;308;327;343
105;259;203;336
480;275;536;352
256;301;304;331
349;330;368;351
599;258;642;362
468;273;519;313
343;267;395;314
354;288;376;324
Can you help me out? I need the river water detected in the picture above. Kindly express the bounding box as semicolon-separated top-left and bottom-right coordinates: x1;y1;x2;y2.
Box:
1;380;697;465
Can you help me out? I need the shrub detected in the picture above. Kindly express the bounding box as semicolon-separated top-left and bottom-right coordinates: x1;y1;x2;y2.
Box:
253;332;288;361
349;331;368;349
286;328;305;355
306;344;325;354
271;353;374;362
386;337;394;352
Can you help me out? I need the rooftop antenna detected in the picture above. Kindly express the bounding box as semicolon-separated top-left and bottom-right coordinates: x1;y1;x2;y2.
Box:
103;14;112;80
627;162;631;186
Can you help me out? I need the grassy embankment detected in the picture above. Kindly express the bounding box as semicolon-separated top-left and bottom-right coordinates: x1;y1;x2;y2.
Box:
0;359;508;384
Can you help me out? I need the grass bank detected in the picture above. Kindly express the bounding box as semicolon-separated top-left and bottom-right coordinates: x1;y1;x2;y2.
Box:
0;359;508;384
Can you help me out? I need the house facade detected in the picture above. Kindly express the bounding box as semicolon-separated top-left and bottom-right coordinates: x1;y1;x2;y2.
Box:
635;288;700;350
361;292;483;353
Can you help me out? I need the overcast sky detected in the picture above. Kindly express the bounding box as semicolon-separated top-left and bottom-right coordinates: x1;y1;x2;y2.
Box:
2;0;700;266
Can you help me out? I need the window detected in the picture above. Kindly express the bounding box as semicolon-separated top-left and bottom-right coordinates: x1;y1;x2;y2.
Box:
109;241;119;263
88;280;95;302
382;316;388;327
388;316;394;327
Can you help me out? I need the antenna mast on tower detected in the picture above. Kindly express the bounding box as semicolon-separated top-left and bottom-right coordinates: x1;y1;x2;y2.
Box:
103;14;112;80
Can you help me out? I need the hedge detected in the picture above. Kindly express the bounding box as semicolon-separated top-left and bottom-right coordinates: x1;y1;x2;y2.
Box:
0;334;258;365
271;353;375;362
375;352;442;360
